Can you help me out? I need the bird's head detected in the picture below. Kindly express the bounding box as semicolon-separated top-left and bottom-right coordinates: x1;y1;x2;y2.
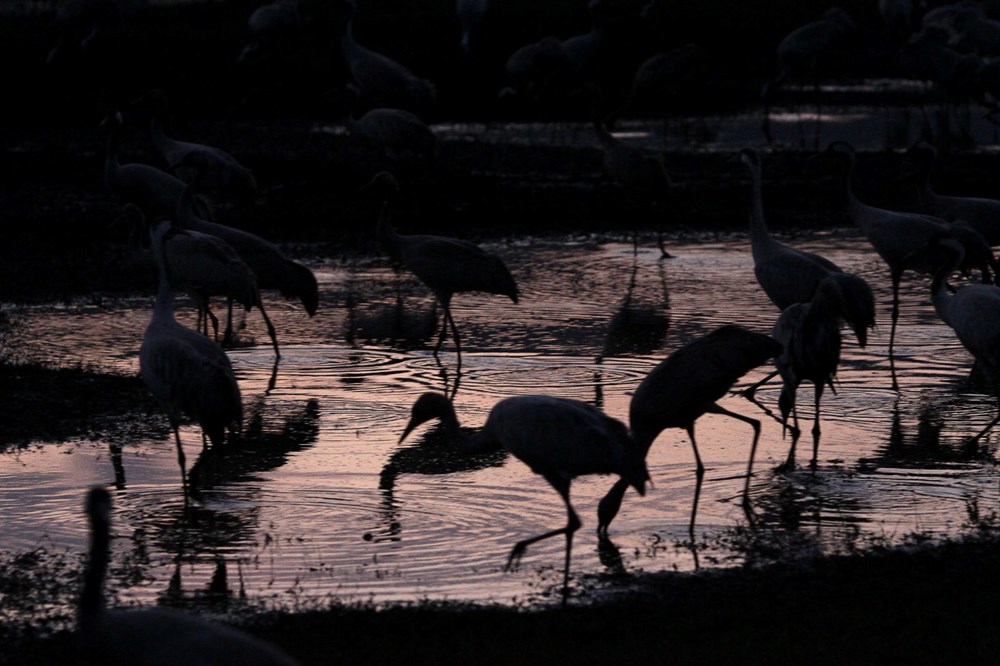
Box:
399;392;454;444
362;171;401;200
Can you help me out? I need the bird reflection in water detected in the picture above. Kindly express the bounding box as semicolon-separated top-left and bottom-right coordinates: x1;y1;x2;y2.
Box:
598;254;670;361
373;420;509;543
188;396;320;492
342;285;439;352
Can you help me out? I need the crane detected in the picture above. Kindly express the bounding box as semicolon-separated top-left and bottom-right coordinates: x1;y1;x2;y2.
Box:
140;217;243;502
597;325;782;536
398;391;649;605
78;486;300;665
367;171;518;372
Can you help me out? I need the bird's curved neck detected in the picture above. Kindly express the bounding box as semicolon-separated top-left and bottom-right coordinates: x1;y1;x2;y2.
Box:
914;156;941;209
376;198;402;260
930;257;960;326
746;161;772;247
78;513;109;642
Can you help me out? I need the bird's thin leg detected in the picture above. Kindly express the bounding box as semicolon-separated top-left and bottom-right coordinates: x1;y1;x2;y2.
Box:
811;383;824;471
444;303;463;373
432;299;450;361
703;403;761;511
505;476;580;606
205;306;220;341
969;402;1000;445
222;298;236;346
889;274;901;391
686;425;706;536
737;368;779;401
172;426;188;506
257;300;281;359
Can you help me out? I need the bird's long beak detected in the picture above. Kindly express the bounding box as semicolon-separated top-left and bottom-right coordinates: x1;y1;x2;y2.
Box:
398;419;418;444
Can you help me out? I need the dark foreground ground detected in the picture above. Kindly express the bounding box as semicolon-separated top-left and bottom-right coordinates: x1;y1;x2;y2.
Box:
3;529;998;665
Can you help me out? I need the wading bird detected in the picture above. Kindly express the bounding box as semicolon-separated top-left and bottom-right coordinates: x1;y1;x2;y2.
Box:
822;141;996;381
772;276;848;471
739;147;873;398
367;171;518;372
761;7;858;146
175;153;319;329
140;217;243;501
340;83;437;167
120;204;280;357
906;141;1000;245
78;486;300;665
102;110;197;221
135;89;258;202
336;0;436;120
597;325;782;536
398;391;649;605
590;85;672;258
925;236;1000;443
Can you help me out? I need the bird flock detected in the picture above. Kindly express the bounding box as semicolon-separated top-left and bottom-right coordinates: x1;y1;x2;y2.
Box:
20;0;1000;654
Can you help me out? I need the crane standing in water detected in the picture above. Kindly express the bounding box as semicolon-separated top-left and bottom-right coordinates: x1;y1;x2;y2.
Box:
398;391;649;606
597;325;782;536
140;217;243;503
367;172;518;372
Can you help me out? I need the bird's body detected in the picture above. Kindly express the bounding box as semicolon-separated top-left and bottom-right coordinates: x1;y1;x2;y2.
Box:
772;276;846;470
598;325;782;534
604;43;711;128
742;148;874;347
591;86;672;257
338;0;436;120
342;84;437;163
370;172;517;369
398;391;648;604
78;486;300;665
908;141;1000;245
928;238;1000;442
148;104;258;202
140;218;243;499
175;160;318;320
824;141;996;370
122;205;280;357
103;111;191;221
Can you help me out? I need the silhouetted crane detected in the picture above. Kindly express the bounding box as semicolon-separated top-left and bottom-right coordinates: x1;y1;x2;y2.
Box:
120;204;280;357
175;153;319;327
906;141;1000;245
340;84;437;166
822;140;996;381
743;148;875;347
140;217;243;502
772;276;848;471
367;171;518;372
596;325;782;536
925;236;1000;443
336;0;436;120
762;7;858;146
78;486;300;665
135;89;257;202
590;85;672;258
398;391;649;605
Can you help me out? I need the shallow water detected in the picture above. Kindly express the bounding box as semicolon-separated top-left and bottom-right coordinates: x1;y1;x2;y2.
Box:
2;229;998;612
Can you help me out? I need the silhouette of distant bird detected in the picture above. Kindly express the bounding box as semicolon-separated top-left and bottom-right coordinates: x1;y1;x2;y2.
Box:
102;110;201;222
367;171;518;371
140;218;243;501
120;204;280;358
135;90;257;202
597;325;782;535
823;141;997;375
906;141;1000;245
336;0;436;120
398;391;649;605
772;276;847;471
590;85;672;258
340;83;437;166
78;486;300;665
175;153;319;325
237;0;303;63
742;148;875;348
761;7;858;145
925;236;1000;443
